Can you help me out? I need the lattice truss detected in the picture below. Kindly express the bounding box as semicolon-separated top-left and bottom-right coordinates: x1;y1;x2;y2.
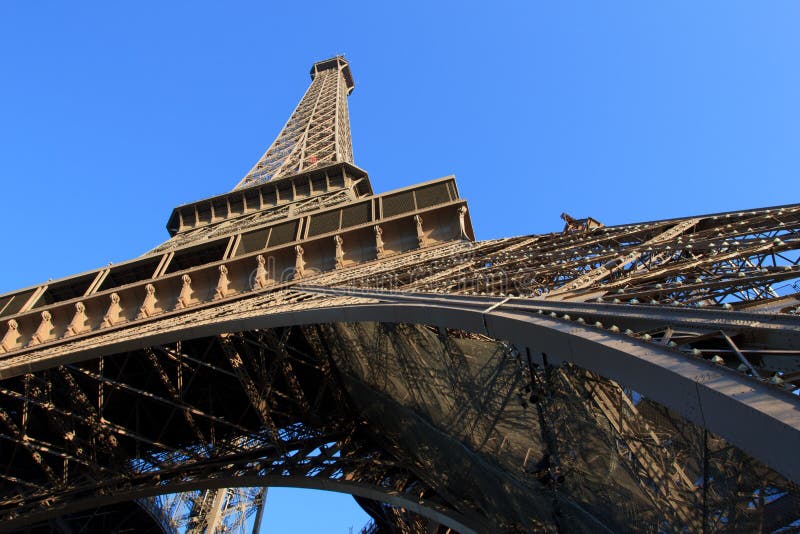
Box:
318;205;800;313
1;45;799;530
234;57;354;190
0;321;474;533
143;487;266;533
1;303;798;532
312;321;800;533
0;201;798;532
151;187;355;254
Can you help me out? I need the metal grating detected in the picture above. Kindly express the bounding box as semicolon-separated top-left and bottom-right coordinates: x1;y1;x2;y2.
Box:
262;190;277;207
197;206;212;224
244;190;260;211
341;202;371;229
447;181;457;200
4;55;800;534
234;57;354;188
311;176;326;193
267;220;298;247
329;172;345;189
277;184;293;202
235;229;269;256
38;273;97;307
0;288;37;318
382;191;415;218
165;241;228;274
295;180;310;198
99;257;163;290
414;183;451;209
229;196;244;215
308;210;341;237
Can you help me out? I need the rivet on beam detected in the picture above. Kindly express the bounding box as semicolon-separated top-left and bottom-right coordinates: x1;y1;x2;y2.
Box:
64;302;88;338
101;293;123;328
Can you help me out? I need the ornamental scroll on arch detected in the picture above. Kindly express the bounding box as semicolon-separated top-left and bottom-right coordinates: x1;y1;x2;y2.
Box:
458;206;469;239
65;302;89;337
136;284;158;319
101;293;122;327
28;311;54;346
334;235;345;269
0;320;21;353
175;275;194;310
253;255;270;290
294;245;306;279
414;215;426;248
214;265;231;299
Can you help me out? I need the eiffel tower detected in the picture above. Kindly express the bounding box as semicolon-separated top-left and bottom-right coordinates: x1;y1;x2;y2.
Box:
1;56;799;533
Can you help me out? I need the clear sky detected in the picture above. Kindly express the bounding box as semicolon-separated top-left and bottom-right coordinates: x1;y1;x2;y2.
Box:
1;1;798;531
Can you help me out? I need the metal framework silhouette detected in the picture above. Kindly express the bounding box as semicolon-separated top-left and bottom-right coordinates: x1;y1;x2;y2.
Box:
0;56;799;533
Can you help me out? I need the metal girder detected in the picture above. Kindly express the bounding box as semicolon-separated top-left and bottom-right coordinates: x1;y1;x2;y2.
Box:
4;282;797;487
295;286;800;485
234;56;354;189
560;369;699;527
547;217;703;298
1;54;799;533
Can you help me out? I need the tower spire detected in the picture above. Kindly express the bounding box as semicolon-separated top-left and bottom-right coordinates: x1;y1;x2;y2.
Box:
234;56;355;190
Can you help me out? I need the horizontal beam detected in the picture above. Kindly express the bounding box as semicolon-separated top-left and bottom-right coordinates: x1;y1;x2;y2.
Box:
1;286;797;485
0;474;487;534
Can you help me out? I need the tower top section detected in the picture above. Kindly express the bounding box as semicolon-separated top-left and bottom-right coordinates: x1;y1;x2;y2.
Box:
311;56;354;95
234;56;356;190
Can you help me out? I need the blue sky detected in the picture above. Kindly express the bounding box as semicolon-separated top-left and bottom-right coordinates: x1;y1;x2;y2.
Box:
1;1;798;531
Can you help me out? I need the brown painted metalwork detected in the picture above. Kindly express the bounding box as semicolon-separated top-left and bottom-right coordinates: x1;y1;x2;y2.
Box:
0;57;799;533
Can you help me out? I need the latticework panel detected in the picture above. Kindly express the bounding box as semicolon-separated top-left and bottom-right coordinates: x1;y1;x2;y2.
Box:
234;57;354;189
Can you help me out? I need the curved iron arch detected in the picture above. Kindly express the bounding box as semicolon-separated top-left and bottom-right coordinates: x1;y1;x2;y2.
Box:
0;475;486;533
8;286;798;485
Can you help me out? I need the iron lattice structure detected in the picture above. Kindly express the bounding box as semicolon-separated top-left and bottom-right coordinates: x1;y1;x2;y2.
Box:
0;57;799;533
234;57;354;190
